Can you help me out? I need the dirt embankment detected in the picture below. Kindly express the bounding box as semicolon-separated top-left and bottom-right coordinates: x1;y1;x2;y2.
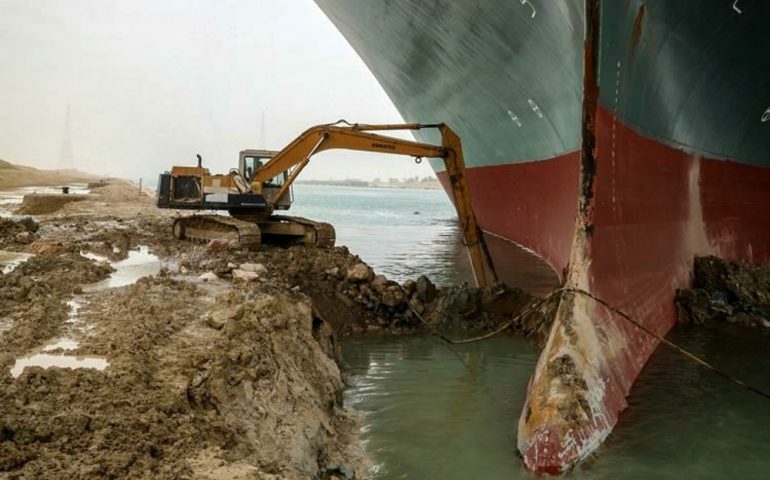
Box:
677;255;770;329
0;182;368;479
0;179;546;479
16;194;88;215
0;159;99;189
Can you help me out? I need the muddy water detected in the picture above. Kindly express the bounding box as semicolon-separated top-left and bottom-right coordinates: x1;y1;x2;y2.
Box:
0;183;90;217
10;353;108;378
7;246;161;378
343;326;770;479
298;186;770;478
343;335;537;479
83;246;161;291
290;185;559;294
0;250;33;273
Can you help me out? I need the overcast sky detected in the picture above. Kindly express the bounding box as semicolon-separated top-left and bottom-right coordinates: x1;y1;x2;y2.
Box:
0;0;434;182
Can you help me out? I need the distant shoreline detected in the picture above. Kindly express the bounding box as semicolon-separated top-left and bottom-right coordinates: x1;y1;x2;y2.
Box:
0;158;101;189
297;179;442;190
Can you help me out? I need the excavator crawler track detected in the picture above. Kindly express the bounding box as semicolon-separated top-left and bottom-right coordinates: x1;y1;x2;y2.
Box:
173;215;261;249
270;215;336;248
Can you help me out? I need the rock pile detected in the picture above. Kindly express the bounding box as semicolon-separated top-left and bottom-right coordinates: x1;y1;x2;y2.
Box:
166;241;544;339
0;217;39;248
212;244;540;338
676;255;770;329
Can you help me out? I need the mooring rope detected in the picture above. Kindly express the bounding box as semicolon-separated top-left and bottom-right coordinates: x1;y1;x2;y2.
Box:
410;287;770;402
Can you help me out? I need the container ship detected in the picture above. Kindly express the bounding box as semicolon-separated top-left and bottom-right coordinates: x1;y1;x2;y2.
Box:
314;0;770;473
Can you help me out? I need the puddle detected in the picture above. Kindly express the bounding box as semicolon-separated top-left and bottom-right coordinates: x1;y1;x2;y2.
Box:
42;338;79;351
0;250;34;273
10;353;108;378
66;297;85;323
81;251;109;262
83;246;161;291
0;190;24;206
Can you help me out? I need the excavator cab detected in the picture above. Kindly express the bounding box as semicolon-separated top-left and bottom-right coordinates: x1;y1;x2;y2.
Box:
239;149;292;210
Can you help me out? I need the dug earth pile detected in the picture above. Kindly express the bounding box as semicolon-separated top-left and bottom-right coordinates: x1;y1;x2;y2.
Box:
0;181;548;479
676;255;770;329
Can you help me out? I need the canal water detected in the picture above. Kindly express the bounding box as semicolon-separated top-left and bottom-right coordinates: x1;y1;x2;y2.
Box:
291;184;471;286
294;185;770;479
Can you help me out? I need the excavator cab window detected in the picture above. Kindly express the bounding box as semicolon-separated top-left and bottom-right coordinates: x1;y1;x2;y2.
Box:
266;172;286;187
243;156;264;181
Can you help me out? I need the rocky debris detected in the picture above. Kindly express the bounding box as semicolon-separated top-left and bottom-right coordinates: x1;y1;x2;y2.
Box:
0;218;23;239
198;271;219;282
0;217;40;248
239;262;267;275
676;256;770;329
229;245;543;338
15;217;38;233
13;231;33;245
346;263;373;282
232;269;259;282
206;238;237;254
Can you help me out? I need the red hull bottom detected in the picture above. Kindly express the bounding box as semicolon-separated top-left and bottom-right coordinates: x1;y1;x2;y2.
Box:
444;107;770;473
437;152;579;294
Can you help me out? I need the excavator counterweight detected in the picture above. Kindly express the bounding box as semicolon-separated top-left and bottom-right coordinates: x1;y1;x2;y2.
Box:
156;122;496;287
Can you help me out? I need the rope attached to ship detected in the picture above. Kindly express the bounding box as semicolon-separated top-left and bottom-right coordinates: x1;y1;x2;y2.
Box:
408;287;770;402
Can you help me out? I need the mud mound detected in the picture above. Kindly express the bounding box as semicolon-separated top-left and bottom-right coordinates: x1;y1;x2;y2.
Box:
0;275;364;479
0;252;112;357
676;255;770;328
16;193;87;215
0;218;24;239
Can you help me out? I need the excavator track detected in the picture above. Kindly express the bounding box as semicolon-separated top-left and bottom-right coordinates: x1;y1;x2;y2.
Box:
172;215;261;249
265;215;336;248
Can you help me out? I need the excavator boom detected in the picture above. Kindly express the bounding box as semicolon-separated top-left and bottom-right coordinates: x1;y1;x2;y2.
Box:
255;122;496;288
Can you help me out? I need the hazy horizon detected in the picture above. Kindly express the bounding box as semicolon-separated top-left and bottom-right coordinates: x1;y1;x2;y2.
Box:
0;0;435;182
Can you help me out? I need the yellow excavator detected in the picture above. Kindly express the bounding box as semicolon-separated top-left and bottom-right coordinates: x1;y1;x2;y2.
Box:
156;122;495;287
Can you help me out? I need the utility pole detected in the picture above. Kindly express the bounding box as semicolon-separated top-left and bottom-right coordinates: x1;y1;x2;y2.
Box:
260;110;266;148
58;104;74;171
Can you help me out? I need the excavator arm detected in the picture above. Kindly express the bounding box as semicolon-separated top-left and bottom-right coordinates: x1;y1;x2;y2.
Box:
253;122;497;288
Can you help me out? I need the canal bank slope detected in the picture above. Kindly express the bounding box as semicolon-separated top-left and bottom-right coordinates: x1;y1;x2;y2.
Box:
0;181;370;479
0;177;545;479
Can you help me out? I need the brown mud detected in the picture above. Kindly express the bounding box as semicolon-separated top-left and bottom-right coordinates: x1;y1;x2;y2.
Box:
676;255;770;329
16;194;88;215
0;180;543;479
